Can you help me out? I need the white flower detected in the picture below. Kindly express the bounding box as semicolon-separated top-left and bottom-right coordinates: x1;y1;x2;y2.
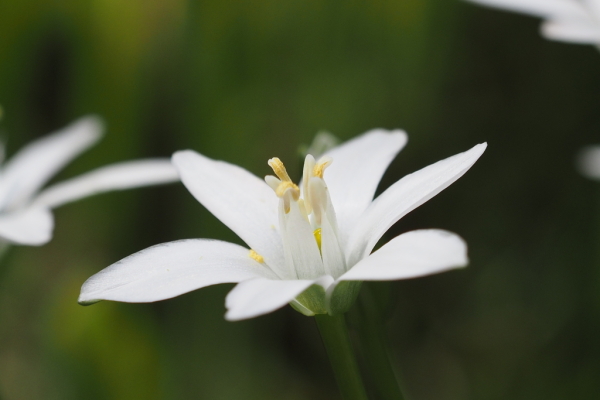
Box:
78;130;487;320
467;0;600;45
577;145;600;178
0;116;179;246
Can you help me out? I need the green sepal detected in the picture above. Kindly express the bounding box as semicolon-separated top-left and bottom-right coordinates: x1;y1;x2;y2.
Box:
291;284;328;316
290;300;315;316
327;281;362;315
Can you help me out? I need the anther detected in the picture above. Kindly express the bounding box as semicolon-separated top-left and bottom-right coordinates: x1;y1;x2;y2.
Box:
275;181;300;200
249;250;264;263
312;157;332;179
268;157;292;182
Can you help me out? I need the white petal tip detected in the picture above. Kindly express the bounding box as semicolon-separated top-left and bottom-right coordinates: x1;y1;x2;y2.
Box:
455;257;469;269
465;142;488;161
224;310;250;321
171;149;196;164
0;208;54;246
475;142;488;151
78;284;103;305
78;296;101;306
70;115;105;140
4;236;53;247
224;306;278;321
541;21;600;44
577;146;600;179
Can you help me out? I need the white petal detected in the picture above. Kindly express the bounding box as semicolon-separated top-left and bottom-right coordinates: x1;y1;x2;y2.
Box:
302;154;316;214
339;230;467;281
346;143;486;266
541;19;600;43
584;0;600;19
309;177;346;278
225;276;332;321
32;159;179;208
467;0;589;20
577;145;600;178
79;239;277;305
279;198;324;279
322;129;407;242
321;213;346;279
0;116;102;210
0;207;54;246
172;150;285;273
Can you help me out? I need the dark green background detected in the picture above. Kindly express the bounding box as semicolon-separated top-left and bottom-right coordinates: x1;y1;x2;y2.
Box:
1;0;599;399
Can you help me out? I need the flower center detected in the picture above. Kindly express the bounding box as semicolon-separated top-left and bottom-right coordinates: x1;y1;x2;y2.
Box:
266;154;334;249
265;154;346;280
266;155;332;220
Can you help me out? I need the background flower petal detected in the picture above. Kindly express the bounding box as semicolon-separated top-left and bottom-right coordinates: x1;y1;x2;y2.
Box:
172;150;285;274
0;116;103;210
466;0;588;20
79;239;278;305
322;129;407;244
345;143;486;266
577;145;600;179
541;19;600;43
225;276;332;321
339;229;467;281
0;207;53;246
32;159;179;208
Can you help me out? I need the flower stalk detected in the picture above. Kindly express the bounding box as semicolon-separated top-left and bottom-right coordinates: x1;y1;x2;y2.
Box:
315;314;368;400
355;284;405;400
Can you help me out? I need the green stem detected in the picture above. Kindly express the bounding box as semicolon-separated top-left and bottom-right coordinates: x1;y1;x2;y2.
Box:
356;285;405;400
315;314;368;400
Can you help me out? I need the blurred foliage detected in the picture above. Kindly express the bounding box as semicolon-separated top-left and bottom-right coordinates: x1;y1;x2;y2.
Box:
1;0;600;399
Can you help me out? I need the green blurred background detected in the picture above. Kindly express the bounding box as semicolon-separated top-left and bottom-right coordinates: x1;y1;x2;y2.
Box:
1;0;600;399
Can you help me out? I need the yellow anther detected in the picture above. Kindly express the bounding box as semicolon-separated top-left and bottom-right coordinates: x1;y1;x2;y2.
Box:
249;250;264;263
313;228;322;252
312;158;332;179
268;157;292;182
275;181;300;200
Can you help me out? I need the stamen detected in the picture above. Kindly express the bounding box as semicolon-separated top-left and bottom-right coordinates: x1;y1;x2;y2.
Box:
275;181;300;200
312;156;332;179
268;157;292;182
249;249;264;263
265;175;281;191
302;155;316;215
313;228;322;252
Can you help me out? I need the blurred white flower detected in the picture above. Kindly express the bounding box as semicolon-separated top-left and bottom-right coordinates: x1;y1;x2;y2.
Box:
0;116;179;246
577;145;600;178
467;0;600;45
302;130;340;159
79;130;486;320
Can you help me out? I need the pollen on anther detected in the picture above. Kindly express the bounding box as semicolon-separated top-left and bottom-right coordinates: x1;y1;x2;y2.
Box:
313;157;332;179
268;157;292;182
275;181;300;199
249;249;264;263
